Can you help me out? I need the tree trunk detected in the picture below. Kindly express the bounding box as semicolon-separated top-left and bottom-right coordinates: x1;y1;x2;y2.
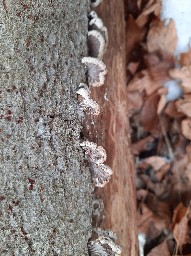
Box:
0;1;92;255
84;0;138;255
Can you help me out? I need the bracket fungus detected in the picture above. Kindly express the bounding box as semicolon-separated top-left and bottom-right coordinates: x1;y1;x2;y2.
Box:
82;57;107;87
88;236;122;256
90;0;104;8
76;83;100;115
89;11;108;49
80;141;113;187
88;30;106;60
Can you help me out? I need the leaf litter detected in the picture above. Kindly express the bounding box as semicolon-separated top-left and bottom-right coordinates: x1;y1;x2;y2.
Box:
126;0;191;255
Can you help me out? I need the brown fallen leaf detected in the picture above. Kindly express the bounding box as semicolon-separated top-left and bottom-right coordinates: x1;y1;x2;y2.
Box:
157;94;167;114
127;61;140;75
147;240;170;256
142;156;169;172
165;101;185;118
126;90;144;116
169;66;191;93
186;144;191;162
127;70;163;95
171;203;187;228
176;97;191;117
132;135;155;155
126;15;145;61
141;92;160;135
137;203;169;236
180;48;191;66
144;51;174;82
173;202;191;248
147;19;177;55
182;163;191;185
136;0;162;28
181;119;191;140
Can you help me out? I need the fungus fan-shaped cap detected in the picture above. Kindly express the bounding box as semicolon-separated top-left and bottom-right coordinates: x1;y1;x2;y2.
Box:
88;236;122;255
76;87;100;115
88;30;106;60
82;57;107;87
91;0;104;8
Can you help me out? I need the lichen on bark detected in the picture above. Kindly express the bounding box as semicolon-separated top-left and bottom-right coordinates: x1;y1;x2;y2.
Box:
0;1;92;255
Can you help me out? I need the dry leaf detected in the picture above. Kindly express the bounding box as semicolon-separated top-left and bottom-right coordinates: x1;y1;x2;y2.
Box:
180;48;191;66
132;135;155;155
126;90;144;116
165;101;185;118
147;19;177;55
147;240;170;256
173;202;191;248
176;97;191;117
157;94;167;114
181;119;191;140
143;156;169;172
141;92;160;135
127;70;163;95
136;0;162;28
144;51;174;82
127;61;139;75
169;66;191;93
126;15;145;60
172;203;187;230
186;144;191;162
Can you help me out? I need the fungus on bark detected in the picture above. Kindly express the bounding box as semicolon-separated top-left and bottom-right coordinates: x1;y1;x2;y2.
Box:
76;83;100;115
80;141;113;187
82;57;107;87
88;236;122;256
88;11;108;49
88;30;106;60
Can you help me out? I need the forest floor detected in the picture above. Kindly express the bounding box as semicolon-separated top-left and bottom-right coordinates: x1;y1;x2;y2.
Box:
126;1;191;255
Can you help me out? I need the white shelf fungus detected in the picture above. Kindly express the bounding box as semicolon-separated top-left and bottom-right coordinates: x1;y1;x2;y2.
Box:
91;163;113;188
82;57;107;87
80;141;113;187
76;84;100;115
88;30;106;60
89;11;108;49
90;0;104;8
88;236;122;256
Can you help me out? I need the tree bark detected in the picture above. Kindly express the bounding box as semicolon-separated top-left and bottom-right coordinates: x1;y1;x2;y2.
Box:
85;0;138;255
0;1;92;255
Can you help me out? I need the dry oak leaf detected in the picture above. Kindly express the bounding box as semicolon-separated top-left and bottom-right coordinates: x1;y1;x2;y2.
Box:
147;240;170;256
126;15;145;59
144;51;174;83
180;48;191;66
173;202;191;248
127;70;162;95
181;119;191;140
140;92;160;135
147;19;177;55
186;143;191;162
142;156;169;172
176;97;191;117
136;0;162;28
170;66;191;93
165;101;185;118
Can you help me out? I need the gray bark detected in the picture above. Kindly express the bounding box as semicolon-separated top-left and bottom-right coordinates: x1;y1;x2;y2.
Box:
0;1;92;255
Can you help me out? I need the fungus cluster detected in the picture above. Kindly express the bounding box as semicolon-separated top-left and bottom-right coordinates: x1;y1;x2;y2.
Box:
77;83;100;115
77;2;121;254
80;141;112;187
88;236;122;256
78;0;111;188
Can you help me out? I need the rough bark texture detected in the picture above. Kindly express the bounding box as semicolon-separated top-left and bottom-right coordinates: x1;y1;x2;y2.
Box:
0;1;92;255
85;0;138;255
